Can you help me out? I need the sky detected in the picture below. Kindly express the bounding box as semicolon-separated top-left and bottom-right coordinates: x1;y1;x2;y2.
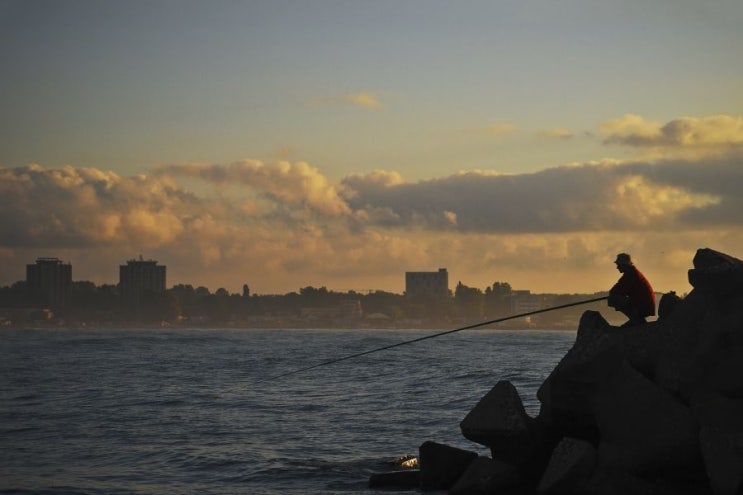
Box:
1;0;742;296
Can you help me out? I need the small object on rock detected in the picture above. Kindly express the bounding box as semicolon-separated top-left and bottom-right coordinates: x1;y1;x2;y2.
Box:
392;454;419;469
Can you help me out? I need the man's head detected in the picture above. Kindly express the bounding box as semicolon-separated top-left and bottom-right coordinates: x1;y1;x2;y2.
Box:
614;252;633;272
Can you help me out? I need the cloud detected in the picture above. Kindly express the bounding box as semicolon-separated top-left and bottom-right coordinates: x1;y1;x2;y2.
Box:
5;154;741;250
340;156;736;233
2;148;742;294
156;160;351;217
312;91;384;109
538;127;574;139
0;164;188;248
600;114;743;157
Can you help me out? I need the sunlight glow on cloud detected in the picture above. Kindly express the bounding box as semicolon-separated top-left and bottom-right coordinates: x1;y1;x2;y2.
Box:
608;175;720;227
600;114;743;158
1;145;742;294
156;160;351;217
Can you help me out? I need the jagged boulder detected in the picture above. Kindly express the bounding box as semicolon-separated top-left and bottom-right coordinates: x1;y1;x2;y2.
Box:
448;457;521;495
460;380;536;463
593;360;701;475
537;437;596;495
688;248;743;297
691;392;743;495
536;312;625;440
585;467;656;495
418;441;477;491
655;249;743;399
368;469;421;489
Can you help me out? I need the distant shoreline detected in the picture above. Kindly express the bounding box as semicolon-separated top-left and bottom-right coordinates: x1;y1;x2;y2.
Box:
2;322;595;332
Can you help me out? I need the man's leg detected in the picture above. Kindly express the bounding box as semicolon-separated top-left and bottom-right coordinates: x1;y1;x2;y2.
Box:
610;295;646;326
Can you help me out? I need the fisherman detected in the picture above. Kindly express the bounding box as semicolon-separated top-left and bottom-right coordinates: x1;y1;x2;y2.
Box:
608;253;656;327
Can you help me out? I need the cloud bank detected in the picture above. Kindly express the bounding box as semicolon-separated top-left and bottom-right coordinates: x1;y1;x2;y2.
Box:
2;114;742;294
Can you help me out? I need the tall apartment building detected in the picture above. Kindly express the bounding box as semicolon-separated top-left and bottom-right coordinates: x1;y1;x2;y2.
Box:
26;257;72;308
119;257;166;306
405;268;449;299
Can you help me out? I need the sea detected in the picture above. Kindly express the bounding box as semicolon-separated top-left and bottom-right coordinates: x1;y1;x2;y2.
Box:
1;327;577;494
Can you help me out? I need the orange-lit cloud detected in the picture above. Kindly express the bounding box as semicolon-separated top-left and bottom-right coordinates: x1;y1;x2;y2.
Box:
600;114;743;158
340;160;729;232
1;141;742;294
156;160;351;217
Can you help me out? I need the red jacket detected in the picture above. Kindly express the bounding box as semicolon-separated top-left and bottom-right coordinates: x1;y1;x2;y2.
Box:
610;265;656;317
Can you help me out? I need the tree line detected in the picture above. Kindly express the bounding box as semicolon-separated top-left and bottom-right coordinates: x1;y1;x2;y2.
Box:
0;279;608;327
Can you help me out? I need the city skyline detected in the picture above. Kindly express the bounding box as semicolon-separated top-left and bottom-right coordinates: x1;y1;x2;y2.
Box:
4;255;663;299
1;1;742;296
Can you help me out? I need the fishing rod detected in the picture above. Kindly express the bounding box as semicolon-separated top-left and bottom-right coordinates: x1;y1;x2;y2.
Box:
255;295;608;384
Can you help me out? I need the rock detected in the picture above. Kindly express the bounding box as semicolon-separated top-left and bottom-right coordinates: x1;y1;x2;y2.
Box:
657;291;681;321
537;311;624;440
655;289;743;400
418;440;477;491
691;392;743;495
594;360;701;475
537;437;597;495
368;470;421;489
652;476;714;495
448;457;521;495
681;309;743;400
460;380;536;463
586;467;656;495
652;289;714;396
688;248;743;297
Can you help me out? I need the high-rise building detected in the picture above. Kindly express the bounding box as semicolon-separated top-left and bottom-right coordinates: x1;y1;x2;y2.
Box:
119;257;166;306
26;257;72;308
405;268;449;299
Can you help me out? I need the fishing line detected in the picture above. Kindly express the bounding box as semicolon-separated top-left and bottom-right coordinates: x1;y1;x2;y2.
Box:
254;295;608;384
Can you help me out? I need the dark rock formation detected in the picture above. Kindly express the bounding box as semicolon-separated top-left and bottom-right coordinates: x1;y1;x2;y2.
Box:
448;457;520;495
692;392;743;495
593;360;701;475
368;469;421;489
418;441;478;491
537;437;596;495
370;248;743;494
460;380;536;464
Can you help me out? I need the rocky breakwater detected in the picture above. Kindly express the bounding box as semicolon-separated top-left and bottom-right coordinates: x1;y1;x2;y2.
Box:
370;248;743;494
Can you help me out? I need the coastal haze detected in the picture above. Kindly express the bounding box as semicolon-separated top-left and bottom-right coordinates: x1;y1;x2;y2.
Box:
1;1;742;296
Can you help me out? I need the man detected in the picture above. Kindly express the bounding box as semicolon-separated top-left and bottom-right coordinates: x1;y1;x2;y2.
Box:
608;253;656;326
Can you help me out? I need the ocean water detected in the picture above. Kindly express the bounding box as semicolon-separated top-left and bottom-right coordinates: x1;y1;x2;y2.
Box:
1;327;576;494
